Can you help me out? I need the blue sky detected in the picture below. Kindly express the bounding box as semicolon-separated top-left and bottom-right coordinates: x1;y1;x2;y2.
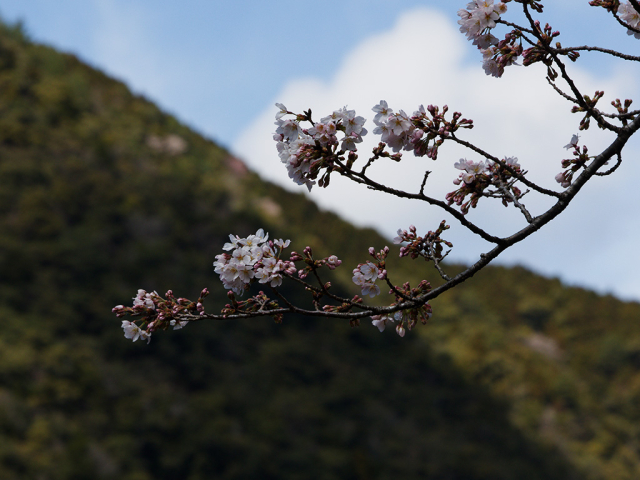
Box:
2;1;639;302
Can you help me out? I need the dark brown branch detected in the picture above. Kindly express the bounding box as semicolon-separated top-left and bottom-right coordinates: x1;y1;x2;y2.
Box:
594;152;622;176
496;18;535;35
448;135;561;198
332;158;507;245
612;9;640;34
523;5;621;133
419;170;431;196
556;45;640;62
187;115;640;324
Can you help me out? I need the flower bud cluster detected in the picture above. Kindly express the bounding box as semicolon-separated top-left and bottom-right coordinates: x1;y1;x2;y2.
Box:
372;102;473;160
351;247;389;298
221;290;282;322
589;0;620;12
393;222;453;263
371;280;433;337
482;30;523;77
274;104;368;191
571;91;605;131
113;287;210;343
555;134;590;188
446;156;523;214
458;1;515;77
521;21;571;83
294;246;343;280
214;228;294;295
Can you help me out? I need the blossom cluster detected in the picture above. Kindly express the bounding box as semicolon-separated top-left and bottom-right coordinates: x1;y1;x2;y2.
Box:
555;134;588;188
371;102;475;159
214;228;295;295
274;101;474;189
458;1;513;76
351;246;390;298
371;101;424;154
393;222;452;263
274;104;368;190
113;288;197;343
371;280;433;337
446;156;523;214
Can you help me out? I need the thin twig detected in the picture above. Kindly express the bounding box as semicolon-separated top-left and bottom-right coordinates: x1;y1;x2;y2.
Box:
523;5;620;133
556;45;640;62
419;170;431;196
333;158;506;244
449;135;561;198
594;152;622;176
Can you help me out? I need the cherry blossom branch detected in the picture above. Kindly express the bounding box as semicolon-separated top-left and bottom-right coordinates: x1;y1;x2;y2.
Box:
332;157;506;244
599;109;640;119
546;76;579;104
556;45;640;62
414;118;640;307
116;113;638;341
523;5;620;133
612;9;640;34
492;180;533;223
115;1;640;343
547;78;639;125
496;18;535;35
282;265;366;311
384;277;414;301
448;134;561;198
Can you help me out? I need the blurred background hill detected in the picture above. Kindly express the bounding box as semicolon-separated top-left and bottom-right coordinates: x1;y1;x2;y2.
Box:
1;21;640;480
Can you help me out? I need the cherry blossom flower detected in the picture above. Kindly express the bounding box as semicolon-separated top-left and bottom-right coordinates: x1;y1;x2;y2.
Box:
133;289;157;310
371;314;396;332
275;239;291;249
564;134;580;150
454;158;487;184
361;282;381;298
122;320;151;343
170;320;188;330
326;255;342;269
620;2;640;38
372;100;393;124
275;103;288;120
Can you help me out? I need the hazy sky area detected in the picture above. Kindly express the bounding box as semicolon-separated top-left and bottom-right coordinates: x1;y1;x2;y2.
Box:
2;1;639;302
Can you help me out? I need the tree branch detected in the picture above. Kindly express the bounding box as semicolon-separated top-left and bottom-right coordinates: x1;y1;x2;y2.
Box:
523;4;621;133
332;158;507;244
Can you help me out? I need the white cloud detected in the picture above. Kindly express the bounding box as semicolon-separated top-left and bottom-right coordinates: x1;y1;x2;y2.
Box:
234;7;640;301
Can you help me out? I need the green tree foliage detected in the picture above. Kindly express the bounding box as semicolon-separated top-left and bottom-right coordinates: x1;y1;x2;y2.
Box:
0;20;640;480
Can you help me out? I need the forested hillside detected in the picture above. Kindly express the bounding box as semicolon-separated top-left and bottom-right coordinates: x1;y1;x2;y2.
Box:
1;21;640;480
